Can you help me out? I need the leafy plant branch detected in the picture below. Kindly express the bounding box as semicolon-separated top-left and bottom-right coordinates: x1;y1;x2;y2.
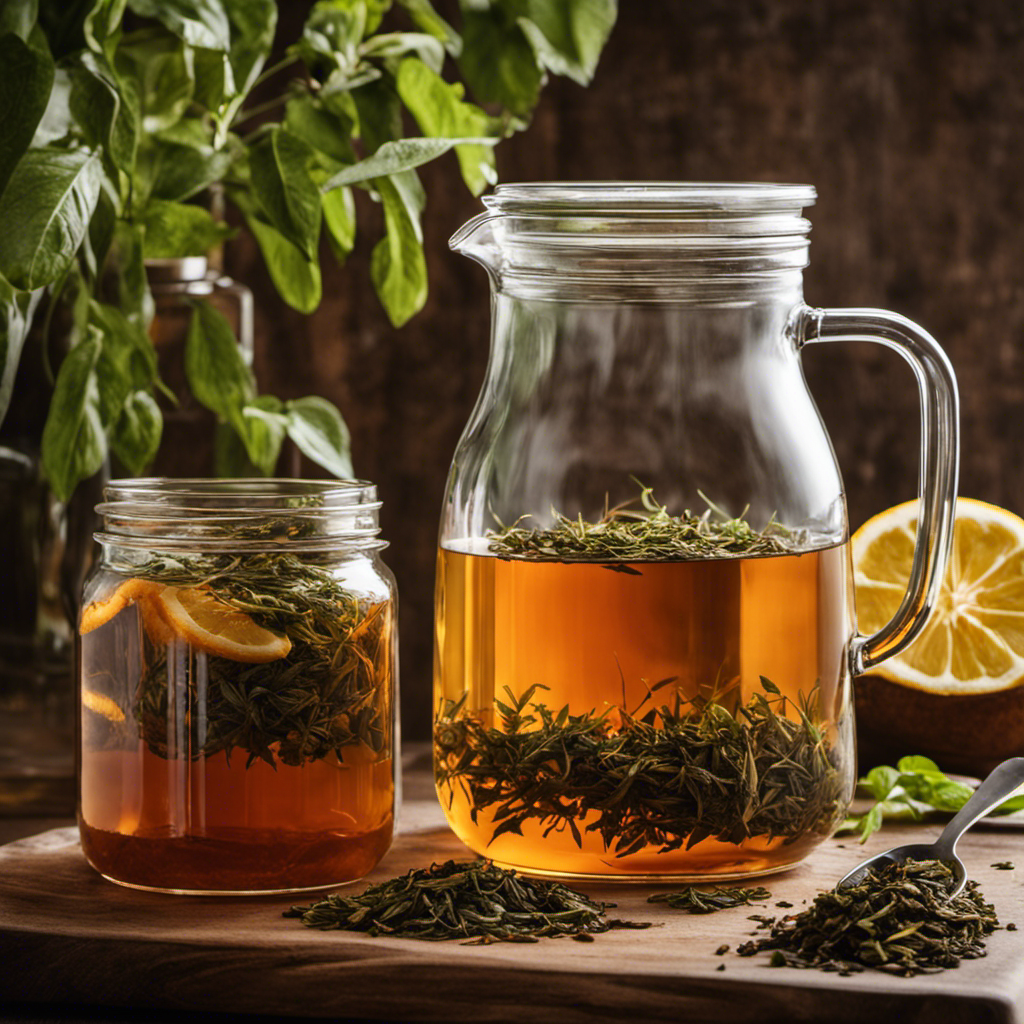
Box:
0;0;616;500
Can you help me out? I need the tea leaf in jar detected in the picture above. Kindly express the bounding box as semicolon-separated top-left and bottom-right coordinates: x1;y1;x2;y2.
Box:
87;550;392;768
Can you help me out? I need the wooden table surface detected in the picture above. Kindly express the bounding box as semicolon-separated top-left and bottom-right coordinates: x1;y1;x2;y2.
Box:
2;756;1024;1024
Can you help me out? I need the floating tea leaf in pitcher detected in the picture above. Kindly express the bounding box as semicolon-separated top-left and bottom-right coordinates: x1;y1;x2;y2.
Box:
736;859;999;976
434;484;854;878
487;485;796;561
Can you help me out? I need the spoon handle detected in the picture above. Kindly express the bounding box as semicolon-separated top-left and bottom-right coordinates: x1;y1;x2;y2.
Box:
933;757;1024;859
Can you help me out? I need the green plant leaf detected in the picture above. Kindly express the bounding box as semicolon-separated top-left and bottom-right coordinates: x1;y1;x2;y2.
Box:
40;327;106;501
244;211;322;314
222;0;276;95
32;67;73;146
109;220;153;326
116;27;195;133
515;0;616;85
0;277;42;428
84;0;128;66
140;138;233;203
322;186;356;263
297;0;391;69
896;755;942;775
286;396;353;478
370;175;426;327
239;395;287;476
351;75;403;151
69;54;140;178
395;58;499;195
110;388;161;473
0;0;38;40
362;31;445;72
249;127;322;259
214;419;259;476
284;95;356;169
458;6;542;118
862;765;899;802
140;200;234;258
89;299;158;392
362;0;393;34
321;135;497;191
0;147;102;291
126;0;231;52
0;33;55;198
842;755;1024;842
191;46;233;111
396;0;461;55
184;299;254;433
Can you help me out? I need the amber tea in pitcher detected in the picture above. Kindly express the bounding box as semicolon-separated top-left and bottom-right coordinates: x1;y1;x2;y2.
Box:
434;183;959;880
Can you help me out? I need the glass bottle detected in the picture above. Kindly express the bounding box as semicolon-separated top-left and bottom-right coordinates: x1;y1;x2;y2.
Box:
79;479;398;894
435;183;959;880
146;257;257;477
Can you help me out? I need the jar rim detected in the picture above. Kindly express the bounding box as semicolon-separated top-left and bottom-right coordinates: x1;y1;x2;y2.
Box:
95;478;386;553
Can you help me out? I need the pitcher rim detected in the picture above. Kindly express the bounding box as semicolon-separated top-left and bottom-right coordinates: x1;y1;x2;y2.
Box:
481;181;817;215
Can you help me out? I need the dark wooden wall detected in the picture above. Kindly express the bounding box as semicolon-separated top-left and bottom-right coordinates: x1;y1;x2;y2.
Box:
225;1;1024;739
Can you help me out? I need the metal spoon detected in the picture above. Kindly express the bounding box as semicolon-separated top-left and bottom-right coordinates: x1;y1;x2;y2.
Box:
837;756;1024;898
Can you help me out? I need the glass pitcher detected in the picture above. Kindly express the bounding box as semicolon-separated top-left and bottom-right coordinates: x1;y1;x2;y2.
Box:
433;183;959;881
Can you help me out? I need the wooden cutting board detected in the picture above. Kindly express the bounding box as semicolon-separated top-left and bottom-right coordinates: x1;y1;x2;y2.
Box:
2;789;1024;1024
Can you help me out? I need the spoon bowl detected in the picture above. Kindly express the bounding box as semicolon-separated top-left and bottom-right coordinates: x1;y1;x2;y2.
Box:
837;757;1024;899
837;842;967;895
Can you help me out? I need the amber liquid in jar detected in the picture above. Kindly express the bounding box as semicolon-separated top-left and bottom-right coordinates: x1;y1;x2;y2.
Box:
80;580;394;894
433;542;855;880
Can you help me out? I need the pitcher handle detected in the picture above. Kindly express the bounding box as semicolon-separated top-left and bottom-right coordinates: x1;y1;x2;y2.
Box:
795;306;960;674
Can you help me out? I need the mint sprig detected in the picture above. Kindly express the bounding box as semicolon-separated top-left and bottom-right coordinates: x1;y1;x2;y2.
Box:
839;755;1024;842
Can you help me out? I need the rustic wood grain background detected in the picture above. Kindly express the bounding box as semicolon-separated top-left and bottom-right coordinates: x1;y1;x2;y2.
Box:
216;1;1024;740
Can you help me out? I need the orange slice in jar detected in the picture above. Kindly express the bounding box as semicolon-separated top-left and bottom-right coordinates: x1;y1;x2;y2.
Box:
138;594;177;645
80;579;161;634
81;689;126;723
152;586;291;664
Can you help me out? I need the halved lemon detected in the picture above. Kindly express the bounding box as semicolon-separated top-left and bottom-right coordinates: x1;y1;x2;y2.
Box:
80;579;161;634
153;586;291;664
853;498;1024;694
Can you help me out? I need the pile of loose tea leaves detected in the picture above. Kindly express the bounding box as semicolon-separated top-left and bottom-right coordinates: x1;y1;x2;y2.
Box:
648;886;772;914
737;859;999;976
435;677;845;856
285;859;652;944
126;550;391;768
487;484;794;561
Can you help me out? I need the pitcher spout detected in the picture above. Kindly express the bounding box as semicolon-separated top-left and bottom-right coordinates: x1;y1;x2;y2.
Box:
449;212;500;274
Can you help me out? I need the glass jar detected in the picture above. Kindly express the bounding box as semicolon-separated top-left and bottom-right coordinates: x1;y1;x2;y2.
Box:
434;182;959;881
79;479;397;894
